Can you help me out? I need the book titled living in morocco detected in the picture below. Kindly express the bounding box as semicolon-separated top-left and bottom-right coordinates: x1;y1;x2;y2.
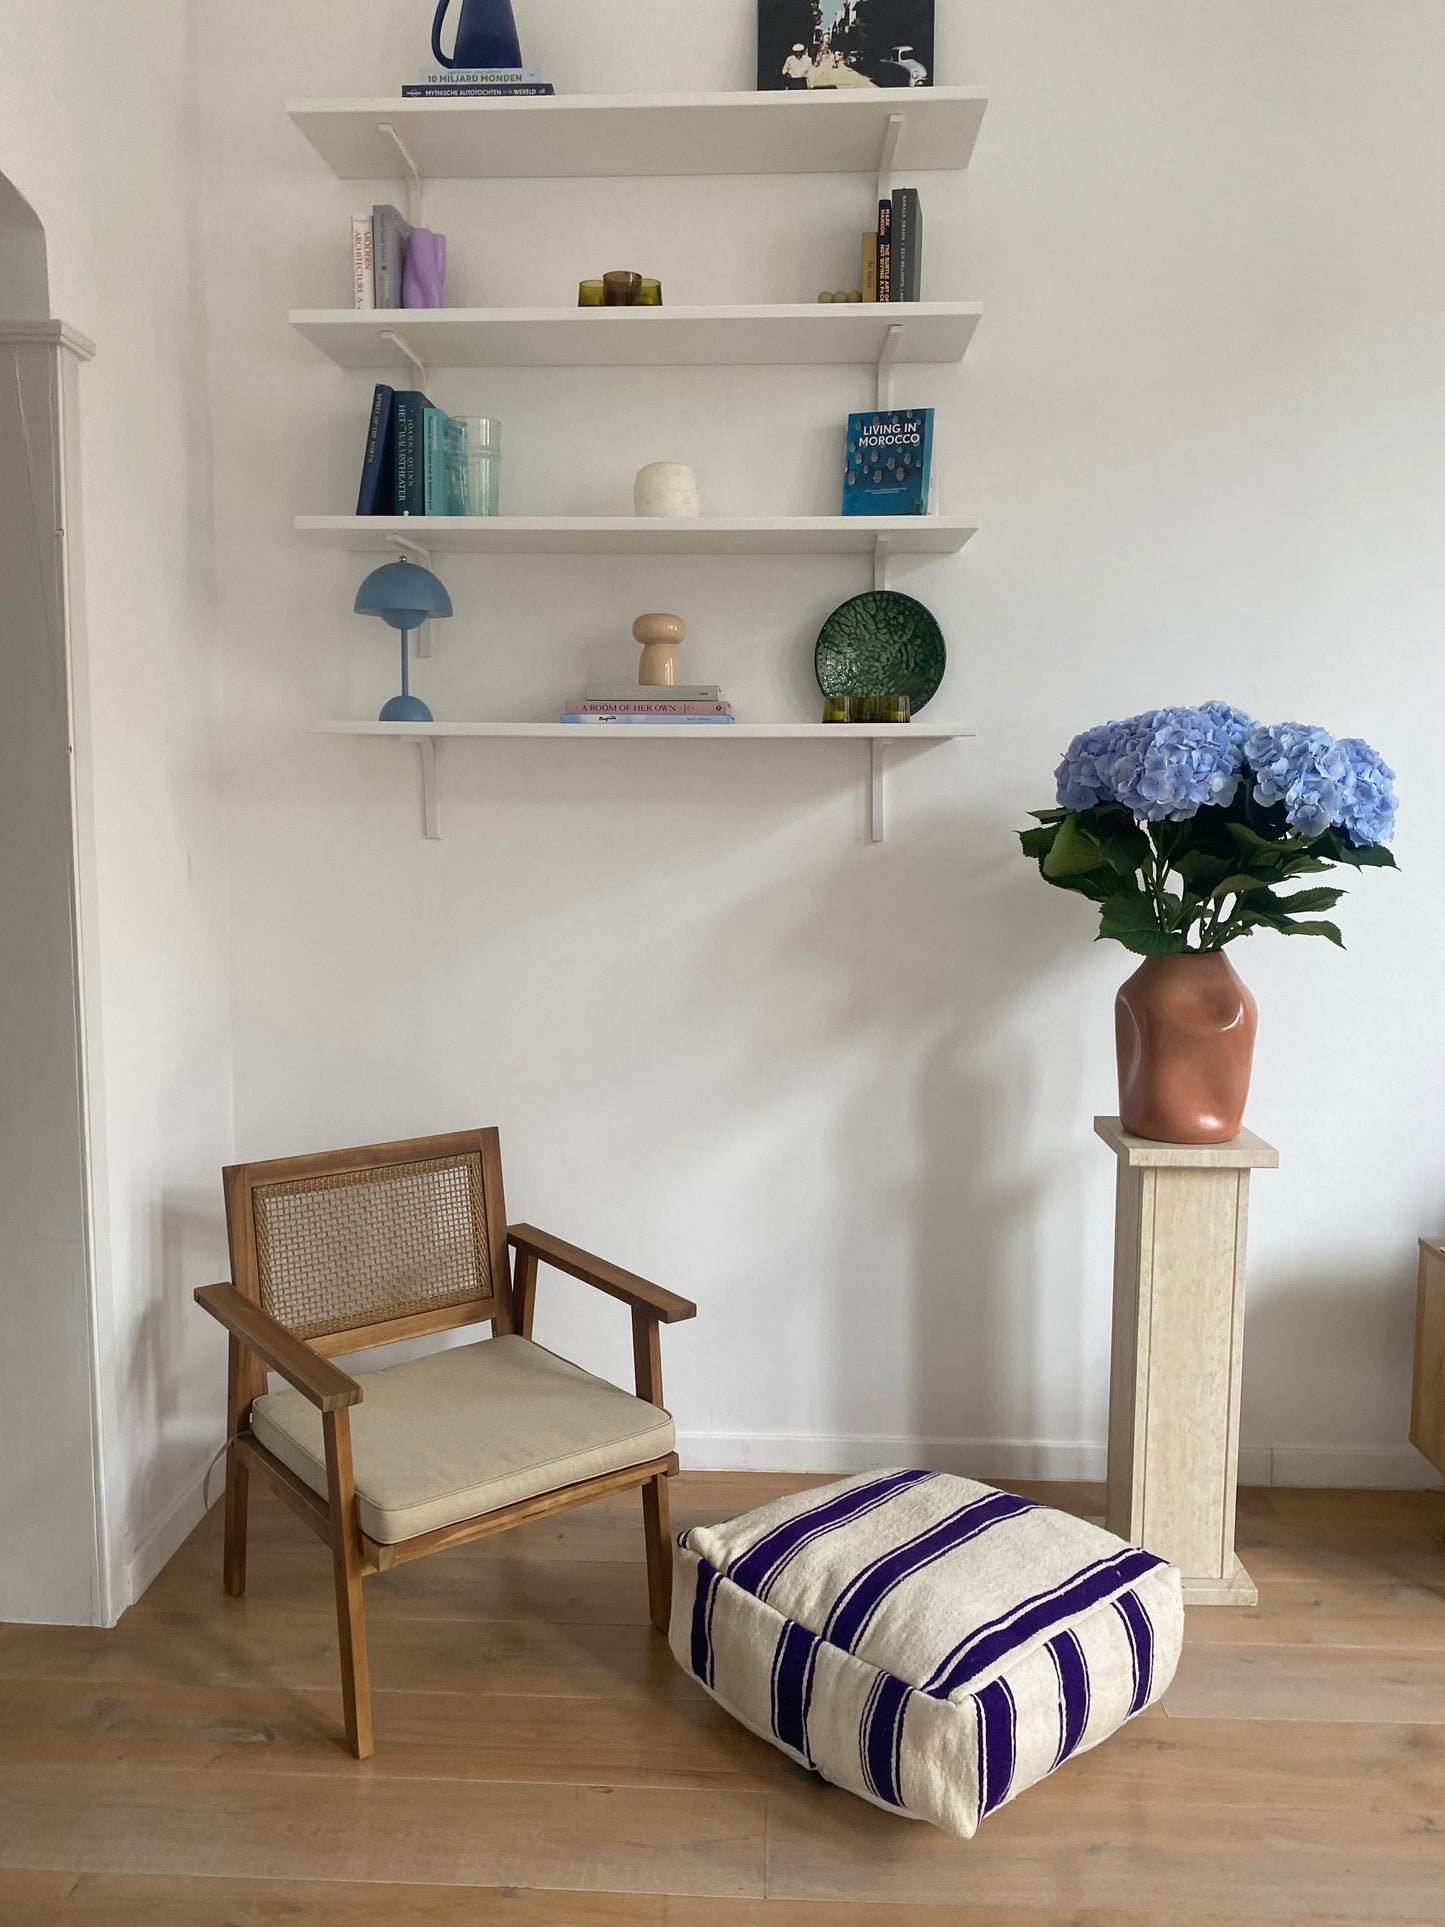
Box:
842;407;934;516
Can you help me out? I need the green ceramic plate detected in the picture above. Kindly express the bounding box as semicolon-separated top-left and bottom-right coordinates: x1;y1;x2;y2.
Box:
814;591;947;713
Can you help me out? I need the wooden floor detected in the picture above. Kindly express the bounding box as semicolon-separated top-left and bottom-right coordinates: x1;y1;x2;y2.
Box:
1;1473;1443;1925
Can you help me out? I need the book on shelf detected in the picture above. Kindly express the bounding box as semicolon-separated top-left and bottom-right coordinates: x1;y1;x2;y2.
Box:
559;713;735;725
392;390;435;516
419;67;542;83
371;204;411;310
876;197;892;303
351;214;375;310
356;383;395;516
757;0;935;90
890;187;923;301
423;408;468;514
564;700;732;717
861;229;878;303
402;83;555;96
842;407;934;516
586;683;722;701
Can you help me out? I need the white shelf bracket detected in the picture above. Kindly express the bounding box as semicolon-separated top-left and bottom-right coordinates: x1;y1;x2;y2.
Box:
877;323;903;412
380;327;428;395
876;112;905;204
384;532;437;657
377;121;426;228
416;736;442;840
873;534;893;594
868;738;888;844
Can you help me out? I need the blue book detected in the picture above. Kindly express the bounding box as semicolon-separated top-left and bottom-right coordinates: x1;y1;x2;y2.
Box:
356;383;395;516
842;408;934;516
392;390;434;516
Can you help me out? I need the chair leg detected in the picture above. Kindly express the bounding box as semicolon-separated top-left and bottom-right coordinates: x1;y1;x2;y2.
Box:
641;1469;673;1635
330;1533;374;1759
222;1448;249;1598
323;1409;374;1760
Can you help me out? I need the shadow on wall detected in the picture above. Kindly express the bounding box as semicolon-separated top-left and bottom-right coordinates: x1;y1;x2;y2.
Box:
670;794;1083;1462
1242;1259;1427;1480
0;169;49;318
121;1184;230;1555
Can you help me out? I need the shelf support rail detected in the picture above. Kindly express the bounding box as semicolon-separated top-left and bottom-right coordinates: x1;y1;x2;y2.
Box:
416;737;442;840
377;121;426;228
873;534;892;594
876;323;903;412
868;739;888;844
383;531;438;658
876;112;905;205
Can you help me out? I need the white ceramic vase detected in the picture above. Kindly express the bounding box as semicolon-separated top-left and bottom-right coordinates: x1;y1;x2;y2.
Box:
634;462;700;518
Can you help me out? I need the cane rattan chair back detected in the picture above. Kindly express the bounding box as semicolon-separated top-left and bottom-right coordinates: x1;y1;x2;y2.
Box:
223;1129;513;1356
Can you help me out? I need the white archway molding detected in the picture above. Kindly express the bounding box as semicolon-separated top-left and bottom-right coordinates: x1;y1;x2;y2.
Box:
0;159;114;1625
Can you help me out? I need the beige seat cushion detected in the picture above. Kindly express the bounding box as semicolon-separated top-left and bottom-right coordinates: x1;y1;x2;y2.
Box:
250;1334;675;1544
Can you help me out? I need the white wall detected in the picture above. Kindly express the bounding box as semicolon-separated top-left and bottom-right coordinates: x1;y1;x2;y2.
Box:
0;4;235;1615
194;0;1445;1489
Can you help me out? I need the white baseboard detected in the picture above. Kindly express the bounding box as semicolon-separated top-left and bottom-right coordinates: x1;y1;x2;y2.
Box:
124;1462;215;1611
677;1433;1443;1492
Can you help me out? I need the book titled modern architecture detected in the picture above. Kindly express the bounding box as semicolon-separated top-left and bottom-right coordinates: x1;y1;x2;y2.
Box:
351;215;375;310
842;408;934;516
757;0;934;91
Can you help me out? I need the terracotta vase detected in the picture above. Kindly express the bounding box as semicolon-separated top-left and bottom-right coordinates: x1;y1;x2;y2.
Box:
1115;951;1257;1144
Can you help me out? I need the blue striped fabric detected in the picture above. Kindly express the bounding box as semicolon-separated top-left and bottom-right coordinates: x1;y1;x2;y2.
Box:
770;1616;822;1765
1113;1588;1154;1715
823;1490;1036;1653
690;1553;723;1688
860;1670;913;1809
925;1546;1165;1698
974;1675;1018;1818
1046;1627;1090;1767
726;1468;933;1601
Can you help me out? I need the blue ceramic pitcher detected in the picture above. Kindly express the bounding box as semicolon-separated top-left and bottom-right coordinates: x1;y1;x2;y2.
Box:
430;0;523;69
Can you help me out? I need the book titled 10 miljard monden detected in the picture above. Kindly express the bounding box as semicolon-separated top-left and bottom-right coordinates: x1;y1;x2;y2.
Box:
843;408;934;516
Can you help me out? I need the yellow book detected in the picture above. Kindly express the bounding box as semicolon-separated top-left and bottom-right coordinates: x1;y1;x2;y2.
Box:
862;230;878;303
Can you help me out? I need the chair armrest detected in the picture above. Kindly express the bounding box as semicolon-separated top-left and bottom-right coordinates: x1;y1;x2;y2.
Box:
194;1282;362;1411
507;1225;697;1324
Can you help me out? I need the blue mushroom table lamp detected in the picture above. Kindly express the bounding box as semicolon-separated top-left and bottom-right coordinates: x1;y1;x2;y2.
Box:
354;557;453;722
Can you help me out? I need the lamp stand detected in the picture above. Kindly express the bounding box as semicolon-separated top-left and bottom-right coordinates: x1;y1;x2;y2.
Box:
379;624;433;723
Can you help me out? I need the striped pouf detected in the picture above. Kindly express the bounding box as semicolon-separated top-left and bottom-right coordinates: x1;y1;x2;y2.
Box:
670;1469;1182;1838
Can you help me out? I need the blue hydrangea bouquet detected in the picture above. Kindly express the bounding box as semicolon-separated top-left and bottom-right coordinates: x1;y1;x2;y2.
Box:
1020;703;1397;955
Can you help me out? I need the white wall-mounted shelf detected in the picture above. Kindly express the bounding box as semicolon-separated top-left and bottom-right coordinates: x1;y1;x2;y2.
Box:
314;720;976;844
290;302;981;372
296;514;978;559
288;88;988;183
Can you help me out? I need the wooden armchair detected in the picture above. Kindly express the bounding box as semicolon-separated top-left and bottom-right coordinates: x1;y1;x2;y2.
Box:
194;1129;695;1758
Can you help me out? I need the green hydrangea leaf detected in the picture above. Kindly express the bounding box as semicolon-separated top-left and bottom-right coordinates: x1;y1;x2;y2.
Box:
1043;814;1107;880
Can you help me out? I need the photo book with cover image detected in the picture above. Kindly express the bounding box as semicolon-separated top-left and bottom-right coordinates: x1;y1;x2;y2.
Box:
758;0;934;91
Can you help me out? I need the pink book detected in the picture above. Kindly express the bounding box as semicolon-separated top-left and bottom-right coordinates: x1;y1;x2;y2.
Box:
563;700;732;716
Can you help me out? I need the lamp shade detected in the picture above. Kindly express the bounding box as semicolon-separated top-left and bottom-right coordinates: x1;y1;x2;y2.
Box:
353;557;454;632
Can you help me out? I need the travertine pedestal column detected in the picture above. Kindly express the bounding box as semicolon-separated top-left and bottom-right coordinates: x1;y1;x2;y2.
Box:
1096;1115;1278;1606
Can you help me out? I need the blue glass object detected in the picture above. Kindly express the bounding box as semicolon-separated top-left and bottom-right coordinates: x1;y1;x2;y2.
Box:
431;0;522;70
354;557;453;724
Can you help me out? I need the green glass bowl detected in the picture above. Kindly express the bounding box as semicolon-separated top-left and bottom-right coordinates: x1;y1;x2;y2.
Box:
814;591;946;713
